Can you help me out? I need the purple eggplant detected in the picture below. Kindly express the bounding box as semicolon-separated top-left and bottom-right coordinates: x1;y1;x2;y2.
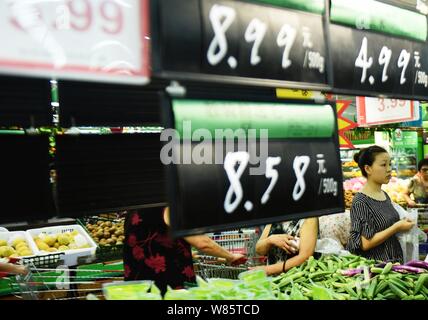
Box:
341;268;363;276
391;265;427;274
404;260;428;270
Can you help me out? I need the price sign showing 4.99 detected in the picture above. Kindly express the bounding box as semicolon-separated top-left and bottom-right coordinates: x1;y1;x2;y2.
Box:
0;0;150;84
331;24;417;98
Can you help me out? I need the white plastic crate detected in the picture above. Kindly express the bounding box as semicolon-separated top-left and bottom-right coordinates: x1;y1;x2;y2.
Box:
0;231;38;258
26;224;97;266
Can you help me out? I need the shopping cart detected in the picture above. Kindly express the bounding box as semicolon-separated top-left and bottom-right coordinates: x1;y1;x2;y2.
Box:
5;258;124;300
193;261;247;280
193;229;266;280
207;229;259;256
416;204;428;228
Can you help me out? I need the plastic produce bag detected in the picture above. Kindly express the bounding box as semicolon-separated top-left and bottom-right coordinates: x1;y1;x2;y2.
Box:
392;203;419;263
315;238;350;256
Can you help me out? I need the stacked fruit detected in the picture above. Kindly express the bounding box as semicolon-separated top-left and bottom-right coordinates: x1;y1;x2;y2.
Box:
0;237;33;257
34;230;90;253
85;220;125;246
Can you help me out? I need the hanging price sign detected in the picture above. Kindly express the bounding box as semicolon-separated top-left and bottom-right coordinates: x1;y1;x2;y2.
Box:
162;99;344;237
330;23;428;99
0;0;150;84
356;96;415;126
152;0;328;89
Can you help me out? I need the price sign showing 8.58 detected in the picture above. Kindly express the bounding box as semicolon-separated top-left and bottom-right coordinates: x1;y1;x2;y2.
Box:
0;0;150;84
223;151;338;215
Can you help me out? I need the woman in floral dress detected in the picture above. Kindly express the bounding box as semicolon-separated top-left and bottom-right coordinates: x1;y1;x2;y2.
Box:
123;207;244;295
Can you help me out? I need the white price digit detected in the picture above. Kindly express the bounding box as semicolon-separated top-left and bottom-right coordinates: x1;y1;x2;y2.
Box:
207;5;236;66
224;152;250;214
276;24;297;69
378;46;392;83
292;156;310;201
323;178;338;197
397;49;410;85
244;18;267;66
355;37;373;83
261;157;281;205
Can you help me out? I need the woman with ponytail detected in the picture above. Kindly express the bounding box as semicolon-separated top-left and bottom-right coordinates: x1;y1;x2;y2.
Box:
346;145;414;263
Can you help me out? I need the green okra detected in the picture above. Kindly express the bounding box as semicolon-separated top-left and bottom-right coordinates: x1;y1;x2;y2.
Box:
388;283;408;299
414;274;428;294
381;262;393;275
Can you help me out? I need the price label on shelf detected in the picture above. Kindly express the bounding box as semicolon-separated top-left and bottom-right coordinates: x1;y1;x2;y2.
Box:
330;23;428;99
0;0;150;84
356;96;415;126
153;0;328;88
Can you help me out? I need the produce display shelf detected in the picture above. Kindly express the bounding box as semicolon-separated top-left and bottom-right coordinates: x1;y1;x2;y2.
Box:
75;261;124;282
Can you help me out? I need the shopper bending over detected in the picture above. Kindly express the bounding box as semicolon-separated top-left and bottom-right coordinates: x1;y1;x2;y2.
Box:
123;207;244;295
403;158;428;207
253;218;318;276
346;145;415;263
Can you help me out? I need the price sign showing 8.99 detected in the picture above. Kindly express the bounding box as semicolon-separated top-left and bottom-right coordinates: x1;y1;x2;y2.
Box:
154;0;328;87
201;0;327;84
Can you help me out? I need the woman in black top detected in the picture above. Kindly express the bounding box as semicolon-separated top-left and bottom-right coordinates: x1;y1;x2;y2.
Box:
346;146;415;263
254;218;318;275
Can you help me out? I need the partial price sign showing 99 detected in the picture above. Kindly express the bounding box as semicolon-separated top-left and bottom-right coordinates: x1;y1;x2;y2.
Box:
9;0;124;35
0;0;150;84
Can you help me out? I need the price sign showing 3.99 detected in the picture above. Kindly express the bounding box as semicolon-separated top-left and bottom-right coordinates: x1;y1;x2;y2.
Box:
200;0;327;84
0;0;149;84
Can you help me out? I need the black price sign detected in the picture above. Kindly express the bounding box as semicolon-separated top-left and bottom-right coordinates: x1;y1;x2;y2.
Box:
412;41;428;97
164;99;344;237
154;0;328;88
330;23;428;99
169;140;344;237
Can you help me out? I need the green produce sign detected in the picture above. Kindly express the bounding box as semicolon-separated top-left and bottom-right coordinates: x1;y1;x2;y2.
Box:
331;0;427;41
392;130;418;148
172;100;336;139
251;0;325;14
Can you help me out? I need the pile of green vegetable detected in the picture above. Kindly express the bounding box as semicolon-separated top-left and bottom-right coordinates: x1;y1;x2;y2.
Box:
271;255;428;300
104;254;428;300
165;270;276;300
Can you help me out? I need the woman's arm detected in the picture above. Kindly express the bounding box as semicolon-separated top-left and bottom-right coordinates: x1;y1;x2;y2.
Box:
282;218;318;272
253;218;319;276
184;235;243;264
256;225;295;256
255;225;273;256
163;207;244;263
403;190;416;207
361;219;415;251
403;180;417;207
0;262;28;275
